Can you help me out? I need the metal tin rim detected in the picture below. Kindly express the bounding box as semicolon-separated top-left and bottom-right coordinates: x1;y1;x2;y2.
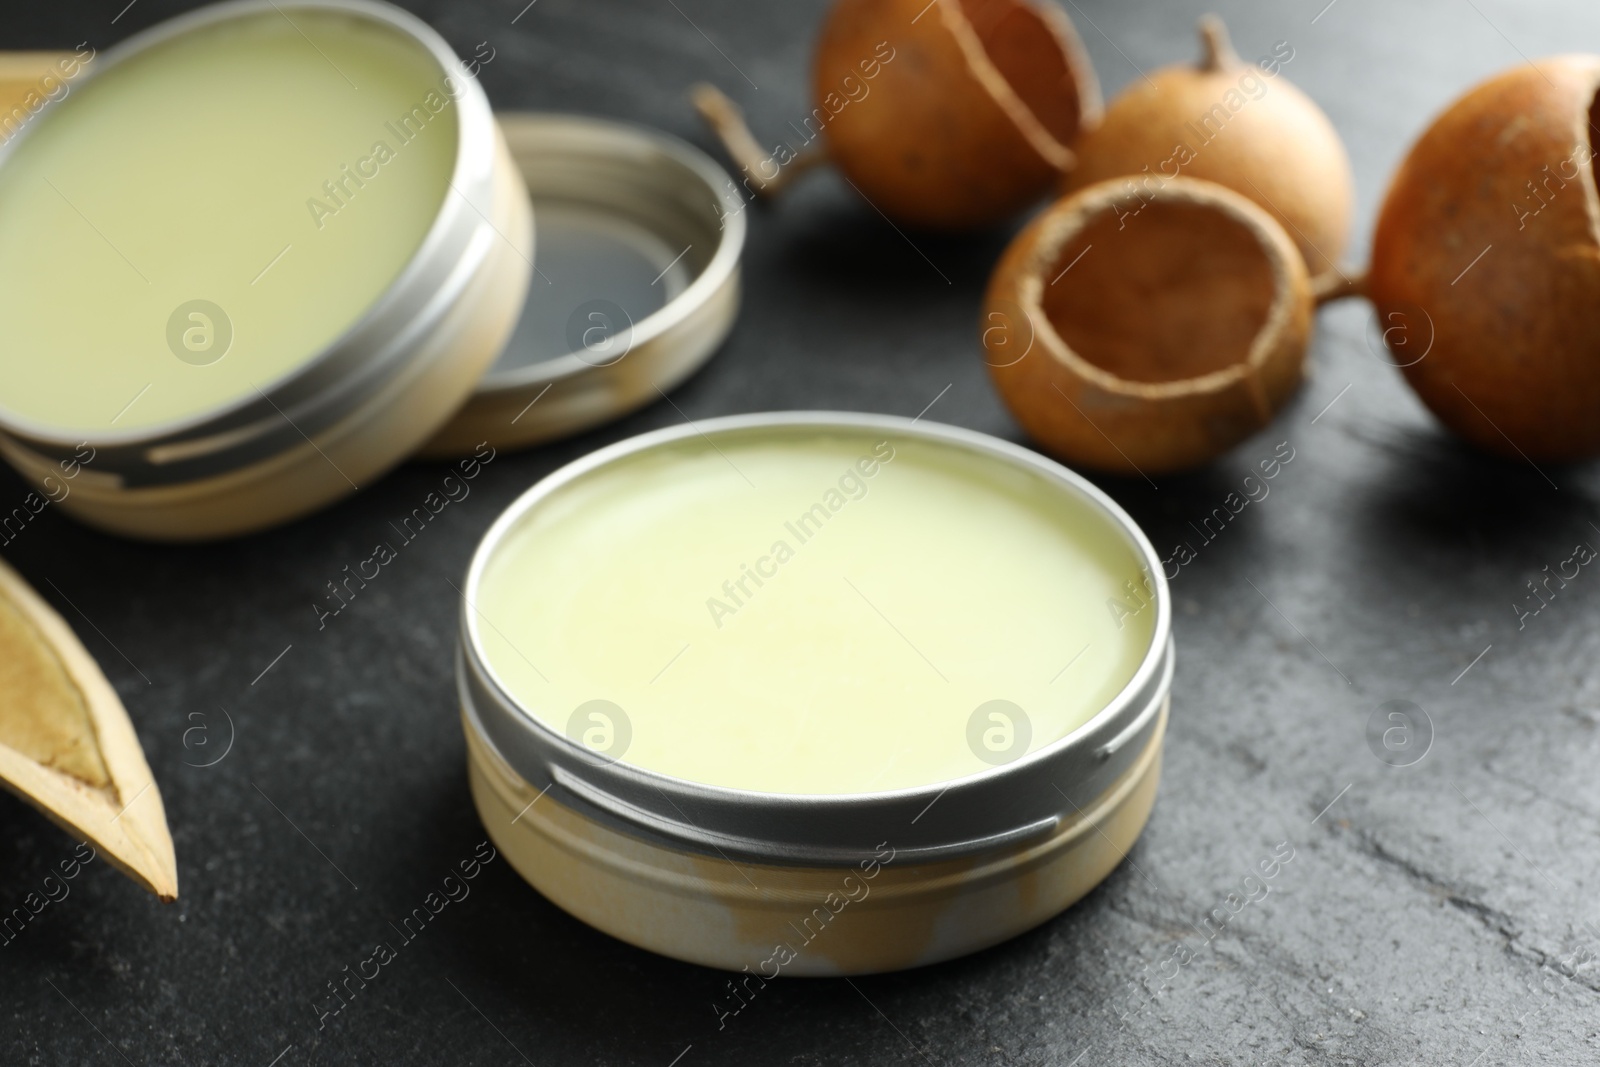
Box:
459;412;1173;864
0;0;505;484
474;113;744;396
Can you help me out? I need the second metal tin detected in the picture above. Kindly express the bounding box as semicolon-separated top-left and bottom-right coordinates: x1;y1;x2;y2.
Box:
456;412;1174;974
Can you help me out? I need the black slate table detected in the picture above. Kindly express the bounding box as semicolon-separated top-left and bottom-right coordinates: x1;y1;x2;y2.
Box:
7;1;1600;1064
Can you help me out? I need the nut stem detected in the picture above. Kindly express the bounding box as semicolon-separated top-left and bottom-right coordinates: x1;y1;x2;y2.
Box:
692;83;830;197
1197;15;1242;73
1312;269;1369;306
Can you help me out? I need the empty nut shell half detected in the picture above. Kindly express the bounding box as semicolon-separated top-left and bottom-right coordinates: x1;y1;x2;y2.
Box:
983;176;1312;475
815;0;1101;229
1370;55;1600;462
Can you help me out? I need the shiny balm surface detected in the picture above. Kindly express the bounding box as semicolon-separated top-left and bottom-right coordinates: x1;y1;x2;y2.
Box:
475;428;1156;795
0;8;459;435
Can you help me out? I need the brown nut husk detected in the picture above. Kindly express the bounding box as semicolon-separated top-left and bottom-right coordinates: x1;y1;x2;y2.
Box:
812;0;1101;228
0;557;176;900
0;53;72;115
1064;16;1353;280
984;176;1312;475
1369;55;1600;462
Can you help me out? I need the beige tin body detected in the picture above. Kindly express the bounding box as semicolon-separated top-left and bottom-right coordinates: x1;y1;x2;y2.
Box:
457;413;1174;975
0;1;531;542
466;699;1165;975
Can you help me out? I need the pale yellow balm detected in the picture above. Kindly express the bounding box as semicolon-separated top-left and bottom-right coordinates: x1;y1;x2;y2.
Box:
0;8;459;435
476;430;1157;795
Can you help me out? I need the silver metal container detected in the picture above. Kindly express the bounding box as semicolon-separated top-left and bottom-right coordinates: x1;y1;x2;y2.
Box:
457;412;1174;974
0;0;531;541
421;113;745;457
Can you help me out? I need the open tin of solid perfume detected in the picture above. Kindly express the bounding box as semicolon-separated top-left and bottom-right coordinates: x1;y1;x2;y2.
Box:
422;113;745;458
457;412;1173;974
0;0;531;541
0;3;744;540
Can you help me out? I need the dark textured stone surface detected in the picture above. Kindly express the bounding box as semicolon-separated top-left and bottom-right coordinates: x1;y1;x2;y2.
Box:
6;0;1600;1064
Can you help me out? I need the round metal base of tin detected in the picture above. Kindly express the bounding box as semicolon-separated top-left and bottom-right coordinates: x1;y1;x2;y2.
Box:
465;697;1166;975
421;113;745;458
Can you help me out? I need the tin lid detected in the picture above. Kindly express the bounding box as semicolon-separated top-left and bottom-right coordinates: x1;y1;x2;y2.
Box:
419;113;746;458
458;412;1174;865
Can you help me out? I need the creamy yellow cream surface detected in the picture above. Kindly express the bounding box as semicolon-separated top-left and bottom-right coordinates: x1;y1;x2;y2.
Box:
0;9;458;434
476;430;1157;795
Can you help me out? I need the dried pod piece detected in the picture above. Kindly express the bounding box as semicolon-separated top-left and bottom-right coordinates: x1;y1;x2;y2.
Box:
814;0;1101;228
0;53;69;115
1064;16;1353;280
984;176;1312;475
0;558;177;900
1370;55;1600;461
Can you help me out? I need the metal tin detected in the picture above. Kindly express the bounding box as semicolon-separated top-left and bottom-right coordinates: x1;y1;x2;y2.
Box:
419;113;744;458
0;0;531;541
457;412;1174;974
